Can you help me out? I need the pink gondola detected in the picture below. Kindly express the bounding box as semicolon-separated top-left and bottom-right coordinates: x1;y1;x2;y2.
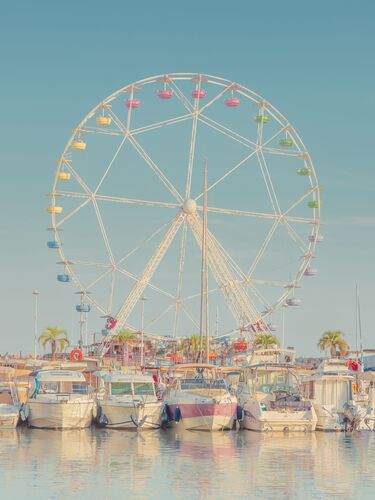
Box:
192;90;206;99
308;234;324;243
304;268;317;276
125;100;141;109
157;90;173;99
225;98;240;107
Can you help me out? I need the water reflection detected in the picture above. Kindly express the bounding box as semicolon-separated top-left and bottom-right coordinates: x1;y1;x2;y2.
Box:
0;428;374;499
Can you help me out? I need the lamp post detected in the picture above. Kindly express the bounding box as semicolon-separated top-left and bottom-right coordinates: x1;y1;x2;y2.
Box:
140;296;147;367
32;290;39;359
282;303;288;348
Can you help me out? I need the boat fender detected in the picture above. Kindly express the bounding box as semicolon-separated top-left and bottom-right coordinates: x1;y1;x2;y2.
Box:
98;414;109;427
19;404;28;422
174;406;181;422
236;405;244;421
161;405;169;427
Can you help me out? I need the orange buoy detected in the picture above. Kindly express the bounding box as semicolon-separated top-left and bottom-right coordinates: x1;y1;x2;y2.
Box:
70;349;83;362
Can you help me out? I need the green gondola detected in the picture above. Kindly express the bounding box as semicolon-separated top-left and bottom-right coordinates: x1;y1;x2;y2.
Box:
255;115;269;124
308;201;319;208
297;167;312;176
279;138;293;147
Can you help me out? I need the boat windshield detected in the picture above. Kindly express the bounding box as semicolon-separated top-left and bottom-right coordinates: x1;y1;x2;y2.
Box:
255;370;295;394
38;382;87;394
133;382;155;396
180;378;227;390
111;382;132;396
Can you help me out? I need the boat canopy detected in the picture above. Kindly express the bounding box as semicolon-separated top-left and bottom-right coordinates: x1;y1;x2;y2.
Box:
94;371;154;384
36;370;86;383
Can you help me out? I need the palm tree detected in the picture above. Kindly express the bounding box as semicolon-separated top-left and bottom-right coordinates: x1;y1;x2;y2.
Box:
38;327;70;360
113;330;135;365
318;331;348;358
253;333;280;350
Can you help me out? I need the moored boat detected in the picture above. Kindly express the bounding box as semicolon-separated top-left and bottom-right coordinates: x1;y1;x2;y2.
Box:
238;348;317;432
165;364;238;431
27;370;94;429
95;371;164;430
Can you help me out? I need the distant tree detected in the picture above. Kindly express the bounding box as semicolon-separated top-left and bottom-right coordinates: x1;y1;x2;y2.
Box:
318;331;348;358
253;333;280;350
113;331;135;364
38;327;70;360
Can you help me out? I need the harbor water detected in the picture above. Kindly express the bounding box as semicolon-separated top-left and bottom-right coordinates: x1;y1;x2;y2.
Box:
1;429;375;499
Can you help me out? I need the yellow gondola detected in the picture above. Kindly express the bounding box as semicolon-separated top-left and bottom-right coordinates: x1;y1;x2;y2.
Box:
96;116;112;126
71;139;87;151
57;172;71;181
47;206;63;214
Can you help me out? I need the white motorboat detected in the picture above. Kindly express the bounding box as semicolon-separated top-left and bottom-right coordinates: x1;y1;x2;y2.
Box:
165;364;238;431
0;367;20;429
27;370;94;429
95;371;164;430
300;358;369;431
238;349;317;432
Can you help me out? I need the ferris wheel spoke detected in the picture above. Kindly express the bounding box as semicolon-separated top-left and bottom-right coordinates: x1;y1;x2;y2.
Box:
131;113;193;136
283;187;319;217
195;125;289;202
247;282;272;311
86;268;113;291
128;135;183;203
66;164;92;195
116;216;177;267
168;80;195;113
107;271;116;314
185;85;200;199
198;84;234;114
263;147;302;157
95;136;127;194
173;219;188;337
116;267;175;299
202;206;279;221
182;286;219;302
181;304;200;330
95;194;179;209
91;199;115;265
248;219;281;277
114;213;185;327
69;259;112;269
282;219;309;254
55;198;91;228
145;303;176;331
188;213;261;328
78;126;122;137
198;114;256;150
257;149;282;215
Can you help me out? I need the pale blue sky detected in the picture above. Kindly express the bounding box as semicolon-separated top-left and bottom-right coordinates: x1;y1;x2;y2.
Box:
1;0;374;355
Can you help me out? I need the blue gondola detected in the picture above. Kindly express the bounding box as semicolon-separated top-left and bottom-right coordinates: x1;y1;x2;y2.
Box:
57;274;71;283
47;241;60;249
76;304;91;313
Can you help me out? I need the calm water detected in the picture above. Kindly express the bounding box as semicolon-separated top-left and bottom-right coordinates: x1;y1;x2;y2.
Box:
1;428;375;499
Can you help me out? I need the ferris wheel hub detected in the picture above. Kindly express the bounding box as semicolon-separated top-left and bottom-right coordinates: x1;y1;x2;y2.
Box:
182;198;197;215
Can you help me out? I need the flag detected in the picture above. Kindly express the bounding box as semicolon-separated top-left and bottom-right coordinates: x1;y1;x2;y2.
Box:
105;316;117;330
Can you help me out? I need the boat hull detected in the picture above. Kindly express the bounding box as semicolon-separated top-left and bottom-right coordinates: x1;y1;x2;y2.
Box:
242;408;317;432
167;402;237;431
0;405;19;429
99;401;164;429
27;401;94;429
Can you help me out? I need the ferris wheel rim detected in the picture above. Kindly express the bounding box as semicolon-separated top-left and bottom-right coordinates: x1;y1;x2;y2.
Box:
49;72;321;335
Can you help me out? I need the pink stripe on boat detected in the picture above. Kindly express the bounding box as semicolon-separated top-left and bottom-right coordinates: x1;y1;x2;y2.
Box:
168;403;237;419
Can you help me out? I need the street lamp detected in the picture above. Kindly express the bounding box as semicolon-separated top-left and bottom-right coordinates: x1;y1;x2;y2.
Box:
140;296;147;367
32;290;39;359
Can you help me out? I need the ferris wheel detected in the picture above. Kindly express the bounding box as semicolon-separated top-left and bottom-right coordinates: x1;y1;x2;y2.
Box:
47;73;322;339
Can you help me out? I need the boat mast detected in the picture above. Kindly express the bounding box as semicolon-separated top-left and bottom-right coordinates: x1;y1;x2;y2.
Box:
204;160;210;364
198;159;210;363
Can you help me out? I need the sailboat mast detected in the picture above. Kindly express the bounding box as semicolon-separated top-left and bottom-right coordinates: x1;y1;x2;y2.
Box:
203;159;210;364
